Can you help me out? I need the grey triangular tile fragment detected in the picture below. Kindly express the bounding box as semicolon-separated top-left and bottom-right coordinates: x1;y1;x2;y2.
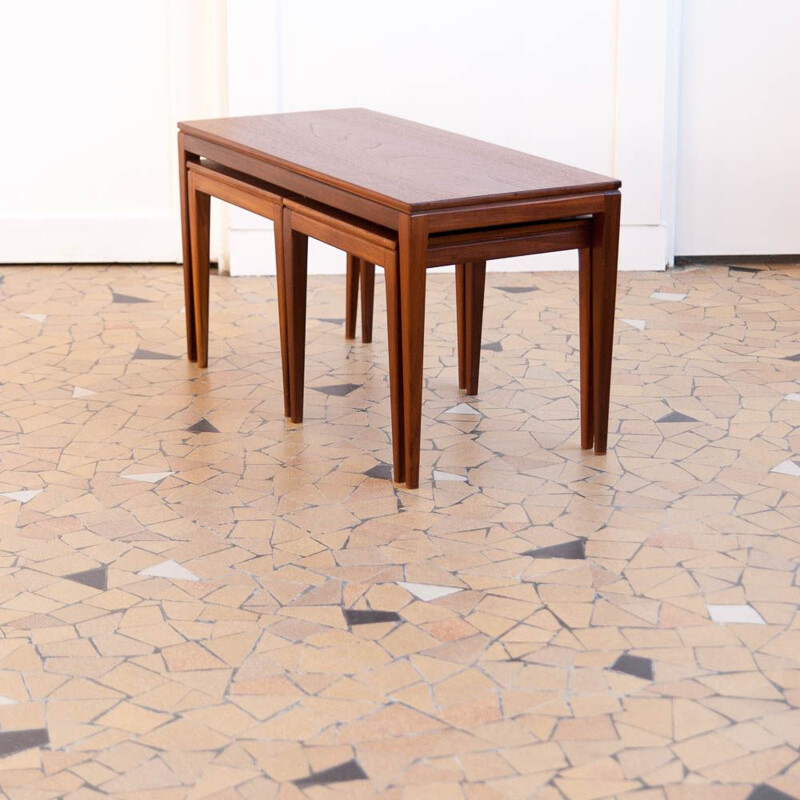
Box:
610;654;653;680
187;419;219;433
112;292;151;303
0;728;49;757
747;786;798;800
657;411;699;423
65;567;107;591
481;341;503;352
497;285;538;294
312;383;361;396
524;539;586;560
294;759;368;787
316;317;346;325
132;348;178;360
0;274;4;284
343;608;401;626
20;313;47;323
784;353;800;362
364;463;393;480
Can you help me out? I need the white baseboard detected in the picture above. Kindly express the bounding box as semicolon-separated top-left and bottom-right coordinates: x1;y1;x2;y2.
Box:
0;217;668;273
229;222;669;276
619;224;669;271
0;218;181;263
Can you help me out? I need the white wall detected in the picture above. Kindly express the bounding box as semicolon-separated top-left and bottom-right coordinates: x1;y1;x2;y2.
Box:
0;0;226;263
226;0;678;275
675;0;800;255
3;1;797;268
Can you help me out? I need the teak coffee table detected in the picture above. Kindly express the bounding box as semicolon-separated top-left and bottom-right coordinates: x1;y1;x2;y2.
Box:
178;109;621;489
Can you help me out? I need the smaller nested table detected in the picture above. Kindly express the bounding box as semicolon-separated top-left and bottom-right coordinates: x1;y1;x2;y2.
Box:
178;109;621;489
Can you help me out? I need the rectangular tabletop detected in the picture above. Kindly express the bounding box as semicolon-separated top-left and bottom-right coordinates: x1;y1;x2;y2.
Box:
178;108;620;212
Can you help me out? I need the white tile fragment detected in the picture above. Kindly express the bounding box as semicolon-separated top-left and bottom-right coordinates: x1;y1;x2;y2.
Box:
707;604;765;624
651;292;686;302
139;560;199;582
433;470;468;482
771;459;800;477
621;319;646;330
122;471;174;484
399;582;462;601
0;489;42;504
445;403;481;416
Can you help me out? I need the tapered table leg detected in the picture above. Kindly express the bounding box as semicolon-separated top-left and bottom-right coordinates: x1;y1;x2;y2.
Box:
578;247;594;450
398;215;428;489
591;192;621;454
360;261;375;343
282;207;309;423
273;205;292;417
463;261;486;396
345;254;360;340
178;133;200;362
187;174;211;368
384;262;405;483
455;264;467;390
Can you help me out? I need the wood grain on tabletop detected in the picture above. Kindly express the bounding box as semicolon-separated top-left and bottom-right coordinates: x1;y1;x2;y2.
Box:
179;108;619;210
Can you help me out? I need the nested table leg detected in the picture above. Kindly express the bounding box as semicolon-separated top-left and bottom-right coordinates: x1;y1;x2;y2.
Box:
383;262;405;483
578;247;593;449
591;192;621;454
178;133;200;362
345;256;376;343
187;173;211;368
345;254;360;340
282;207;309;423
360;261;375;343
455;261;486;396
455;265;467;391
273;206;292;418
398;215;429;489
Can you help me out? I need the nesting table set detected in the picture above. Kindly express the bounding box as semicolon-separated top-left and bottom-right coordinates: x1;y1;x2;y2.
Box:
177;109;621;489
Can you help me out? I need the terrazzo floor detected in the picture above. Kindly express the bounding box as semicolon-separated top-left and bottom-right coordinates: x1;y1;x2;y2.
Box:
0;262;799;800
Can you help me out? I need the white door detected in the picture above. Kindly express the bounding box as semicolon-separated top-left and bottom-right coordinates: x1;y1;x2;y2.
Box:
676;0;800;255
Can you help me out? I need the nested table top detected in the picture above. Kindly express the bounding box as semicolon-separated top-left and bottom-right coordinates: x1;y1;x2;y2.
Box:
179;108;620;213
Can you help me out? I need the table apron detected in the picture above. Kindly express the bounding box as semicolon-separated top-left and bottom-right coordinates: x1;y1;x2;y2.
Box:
287;207;397;269
189;165;281;221
181;134;400;230
426;224;591;268
419;193;609;233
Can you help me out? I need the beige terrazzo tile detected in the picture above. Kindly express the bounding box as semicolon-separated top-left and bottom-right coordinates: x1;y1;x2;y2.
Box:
0;264;798;797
